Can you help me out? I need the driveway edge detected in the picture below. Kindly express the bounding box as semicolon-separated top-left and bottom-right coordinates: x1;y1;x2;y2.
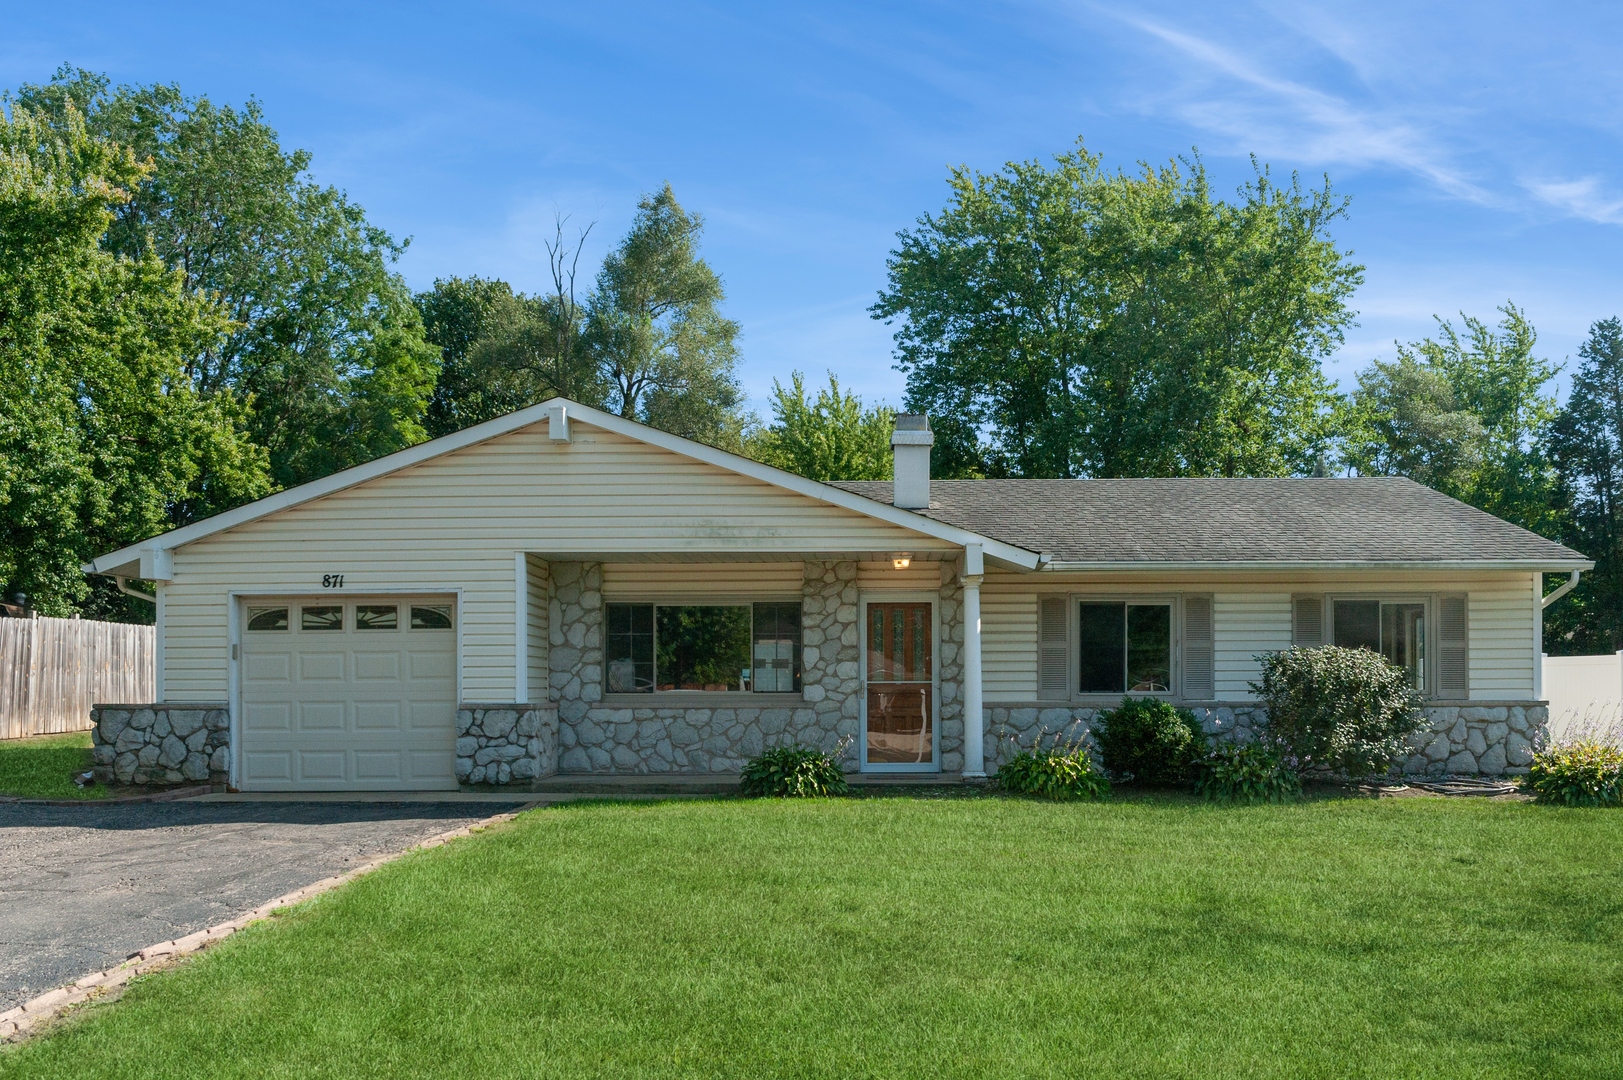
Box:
0;800;541;1043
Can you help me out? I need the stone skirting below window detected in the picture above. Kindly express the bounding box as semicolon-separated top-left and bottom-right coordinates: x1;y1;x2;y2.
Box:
90;703;230;786
457;705;558;785
983;701;1549;777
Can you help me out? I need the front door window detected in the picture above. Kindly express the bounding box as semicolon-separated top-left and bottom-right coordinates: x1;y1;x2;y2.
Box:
865;602;933;766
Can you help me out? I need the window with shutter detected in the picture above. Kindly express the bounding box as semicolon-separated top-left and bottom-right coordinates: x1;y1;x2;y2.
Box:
1292;595;1324;647
1437;595;1468;698
1183;596;1214;699
1038;596;1069;700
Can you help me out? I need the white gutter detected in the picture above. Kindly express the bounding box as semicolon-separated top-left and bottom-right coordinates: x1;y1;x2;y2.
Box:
1043;559;1593;573
114;576;157;604
1541;570;1582;609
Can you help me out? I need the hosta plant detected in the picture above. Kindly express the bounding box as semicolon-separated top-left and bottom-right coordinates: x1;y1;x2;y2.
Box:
740;742;850;798
997;739;1111;801
1526;741;1623;807
1194;741;1303;805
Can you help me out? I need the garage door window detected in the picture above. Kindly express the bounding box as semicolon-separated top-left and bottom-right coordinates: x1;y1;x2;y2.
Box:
411;605;454;630
355;604;398;630
247;607;289;632
301;606;343;631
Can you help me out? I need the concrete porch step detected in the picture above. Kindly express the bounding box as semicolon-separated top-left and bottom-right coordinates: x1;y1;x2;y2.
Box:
515;772;972;796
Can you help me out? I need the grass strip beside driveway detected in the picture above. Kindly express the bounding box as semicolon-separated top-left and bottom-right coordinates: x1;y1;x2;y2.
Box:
0;733;105;800
2;796;1620;1079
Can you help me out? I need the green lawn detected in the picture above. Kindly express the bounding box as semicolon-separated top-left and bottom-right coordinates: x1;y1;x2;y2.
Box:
0;731;106;800
3;795;1621;1079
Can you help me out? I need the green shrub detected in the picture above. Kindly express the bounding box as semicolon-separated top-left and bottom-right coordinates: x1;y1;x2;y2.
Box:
1526;741;1623;807
1252;646;1426;780
740;743;849;798
996;742;1111;801
1194;741;1303;804
1093;697;1204;783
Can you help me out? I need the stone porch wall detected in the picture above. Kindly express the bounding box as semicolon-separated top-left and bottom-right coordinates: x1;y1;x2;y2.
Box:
984;700;1548;777
90;703;230;786
457;705;558;785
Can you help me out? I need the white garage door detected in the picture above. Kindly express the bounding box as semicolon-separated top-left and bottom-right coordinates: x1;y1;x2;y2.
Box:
240;596;457;791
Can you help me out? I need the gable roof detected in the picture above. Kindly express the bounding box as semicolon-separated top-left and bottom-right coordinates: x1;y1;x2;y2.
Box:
830;478;1590;570
86;399;1041;578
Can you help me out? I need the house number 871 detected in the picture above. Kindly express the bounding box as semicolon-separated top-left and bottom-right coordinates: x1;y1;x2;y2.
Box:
322;574;345;589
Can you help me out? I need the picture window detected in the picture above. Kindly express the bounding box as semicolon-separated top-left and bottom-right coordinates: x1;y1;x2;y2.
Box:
606;602;801;694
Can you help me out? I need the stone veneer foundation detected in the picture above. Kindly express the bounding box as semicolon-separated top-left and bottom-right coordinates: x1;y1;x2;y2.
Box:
90;703;230;786
984;701;1547;777
456;705;558;785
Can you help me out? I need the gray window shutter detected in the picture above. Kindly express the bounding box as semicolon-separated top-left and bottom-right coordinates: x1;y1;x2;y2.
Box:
1183;596;1214;700
1438;596;1468;698
1292;595;1324;647
1038;597;1069;700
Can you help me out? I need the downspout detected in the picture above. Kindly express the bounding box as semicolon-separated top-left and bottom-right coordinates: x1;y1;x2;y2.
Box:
1540;570;1581;609
114;576;157;604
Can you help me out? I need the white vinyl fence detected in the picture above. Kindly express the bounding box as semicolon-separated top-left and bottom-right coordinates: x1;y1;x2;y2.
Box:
0;617;156;740
1542;652;1623;744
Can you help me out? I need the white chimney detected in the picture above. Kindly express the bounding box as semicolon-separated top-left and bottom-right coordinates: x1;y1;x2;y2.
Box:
891;414;934;509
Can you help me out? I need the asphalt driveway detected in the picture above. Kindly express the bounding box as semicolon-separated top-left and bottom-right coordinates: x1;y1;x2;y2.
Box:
0;800;522;1012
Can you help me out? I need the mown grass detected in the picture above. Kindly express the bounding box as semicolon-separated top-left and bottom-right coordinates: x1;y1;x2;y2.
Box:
0;731;105;800
3;795;1620;1079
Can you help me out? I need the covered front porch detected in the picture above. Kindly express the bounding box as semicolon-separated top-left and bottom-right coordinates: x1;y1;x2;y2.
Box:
460;547;998;786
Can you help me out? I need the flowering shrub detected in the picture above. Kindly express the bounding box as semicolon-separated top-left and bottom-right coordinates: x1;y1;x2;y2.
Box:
1252;646;1426;780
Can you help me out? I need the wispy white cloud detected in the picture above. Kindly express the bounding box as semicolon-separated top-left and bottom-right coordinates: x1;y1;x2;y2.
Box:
1523;176;1623;225
1090;7;1497;205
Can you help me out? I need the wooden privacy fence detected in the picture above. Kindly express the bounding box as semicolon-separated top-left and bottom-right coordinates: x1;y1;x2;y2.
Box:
0;617;155;740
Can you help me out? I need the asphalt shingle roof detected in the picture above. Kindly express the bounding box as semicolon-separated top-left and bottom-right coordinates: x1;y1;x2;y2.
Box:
828;477;1589;566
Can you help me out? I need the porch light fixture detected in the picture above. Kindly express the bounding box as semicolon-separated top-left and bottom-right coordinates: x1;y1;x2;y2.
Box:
891;553;913;570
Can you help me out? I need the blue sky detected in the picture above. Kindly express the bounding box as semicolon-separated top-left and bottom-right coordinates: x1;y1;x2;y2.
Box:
5;1;1621;414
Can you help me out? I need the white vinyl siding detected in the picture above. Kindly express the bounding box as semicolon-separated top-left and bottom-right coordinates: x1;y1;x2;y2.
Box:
601;562;804;599
525;555;549;703
856;562;944;590
983;591;1038;699
1214;593;1294;701
161;424;951;702
980;571;1540;703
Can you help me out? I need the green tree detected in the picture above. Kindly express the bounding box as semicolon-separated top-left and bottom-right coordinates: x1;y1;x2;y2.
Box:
13;66;439;489
588;185;748;449
750;372;894;481
0;101;269;617
872;141;1361;479
1546;318;1623;652
1343;304;1558;533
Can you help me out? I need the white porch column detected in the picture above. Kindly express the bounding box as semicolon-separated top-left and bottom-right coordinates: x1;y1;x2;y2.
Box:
962;544;986;778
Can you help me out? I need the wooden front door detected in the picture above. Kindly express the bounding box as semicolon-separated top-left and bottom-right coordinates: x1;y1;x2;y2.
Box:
864;602;934;767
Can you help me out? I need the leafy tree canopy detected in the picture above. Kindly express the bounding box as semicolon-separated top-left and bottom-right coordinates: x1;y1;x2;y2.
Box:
750;372;893;481
0;100;269;617
1341;304;1559;534
873;140;1362;479
1546;318;1623;652
419;188;750;450
12;66;439;490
